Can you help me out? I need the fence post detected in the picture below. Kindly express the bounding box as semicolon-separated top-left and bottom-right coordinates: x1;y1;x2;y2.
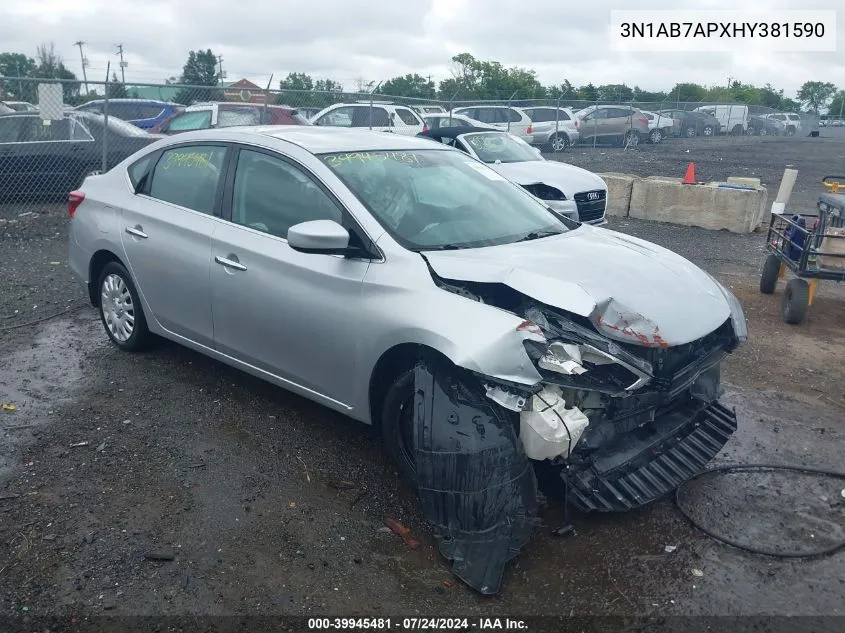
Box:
592;99;598;149
554;93;562;155
102;63;110;173
507;89;519;132
263;74;273;124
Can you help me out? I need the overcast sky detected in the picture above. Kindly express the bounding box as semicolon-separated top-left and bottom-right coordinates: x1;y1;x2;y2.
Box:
1;0;842;97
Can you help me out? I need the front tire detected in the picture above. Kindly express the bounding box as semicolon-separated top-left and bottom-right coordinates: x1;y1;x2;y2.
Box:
97;261;152;351
702;125;714;136
781;278;809;324
380;369;417;483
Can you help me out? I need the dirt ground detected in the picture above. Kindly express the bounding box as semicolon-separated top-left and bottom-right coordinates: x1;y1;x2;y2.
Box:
2;132;845;628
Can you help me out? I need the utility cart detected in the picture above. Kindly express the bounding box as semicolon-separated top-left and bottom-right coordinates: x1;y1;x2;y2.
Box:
760;176;845;324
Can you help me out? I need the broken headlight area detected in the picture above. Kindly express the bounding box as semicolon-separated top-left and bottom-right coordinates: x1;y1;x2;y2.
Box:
520;182;567;201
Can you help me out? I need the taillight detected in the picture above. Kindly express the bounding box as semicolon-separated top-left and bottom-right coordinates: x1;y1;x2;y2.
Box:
422;124;429;133
527;125;532;134
574;119;579;128
68;190;85;218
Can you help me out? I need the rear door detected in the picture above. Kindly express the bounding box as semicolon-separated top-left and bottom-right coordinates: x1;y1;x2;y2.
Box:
122;143;229;346
580;108;609;140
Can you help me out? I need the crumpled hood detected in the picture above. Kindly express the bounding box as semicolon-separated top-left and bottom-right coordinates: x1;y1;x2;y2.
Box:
423;226;732;347
491;160;606;197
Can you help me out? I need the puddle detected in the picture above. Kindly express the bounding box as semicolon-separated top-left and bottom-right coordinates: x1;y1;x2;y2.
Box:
0;311;102;478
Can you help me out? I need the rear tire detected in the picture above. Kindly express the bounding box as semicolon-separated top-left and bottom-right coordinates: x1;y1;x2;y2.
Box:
760;254;780;294
702;125;714;136
781;278;809;324
380;369;417;484
549;133;569;152
649;128;662;144
685;126;697;138
97;261;153;352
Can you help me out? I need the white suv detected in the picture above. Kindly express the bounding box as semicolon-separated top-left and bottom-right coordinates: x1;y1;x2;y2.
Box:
451;105;533;143
311;102;426;136
765;112;802;136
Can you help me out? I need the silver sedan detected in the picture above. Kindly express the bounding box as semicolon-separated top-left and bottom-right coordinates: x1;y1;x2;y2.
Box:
68;126;747;595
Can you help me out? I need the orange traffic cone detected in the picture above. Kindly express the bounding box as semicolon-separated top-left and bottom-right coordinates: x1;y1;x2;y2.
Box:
682;162;696;184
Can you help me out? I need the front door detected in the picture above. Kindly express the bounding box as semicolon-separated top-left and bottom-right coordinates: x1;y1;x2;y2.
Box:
120;143;228;347
210;146;369;406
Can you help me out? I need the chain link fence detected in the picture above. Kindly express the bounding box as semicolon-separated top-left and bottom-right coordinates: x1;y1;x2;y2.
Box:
0;75;837;215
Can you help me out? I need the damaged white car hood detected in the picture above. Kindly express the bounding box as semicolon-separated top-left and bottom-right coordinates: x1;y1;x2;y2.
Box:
491;160;606;196
423;226;731;347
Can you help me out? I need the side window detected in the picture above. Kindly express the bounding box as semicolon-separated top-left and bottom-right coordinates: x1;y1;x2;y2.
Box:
148;145;227;214
395;107;420;126
230;149;343;239
166;111;212;132
350;107;390;127
558;110;571;121
474;108;497;124
128;154;154;190
0;117;26;142
527;109;550;122
316;106;354;127
506;109;523;123
584;109;608;121
137;105;165;120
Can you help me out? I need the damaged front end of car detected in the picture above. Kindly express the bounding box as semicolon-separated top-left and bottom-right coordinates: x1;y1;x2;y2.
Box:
410;267;746;595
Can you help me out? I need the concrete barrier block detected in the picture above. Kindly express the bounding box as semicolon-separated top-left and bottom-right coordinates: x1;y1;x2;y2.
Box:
597;172;637;217
629;176;768;233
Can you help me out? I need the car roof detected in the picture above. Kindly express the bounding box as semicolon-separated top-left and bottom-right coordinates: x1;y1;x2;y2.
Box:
161;126;453;153
418;127;508;140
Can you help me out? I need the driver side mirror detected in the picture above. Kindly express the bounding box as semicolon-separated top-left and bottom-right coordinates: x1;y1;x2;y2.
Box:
288;219;352;255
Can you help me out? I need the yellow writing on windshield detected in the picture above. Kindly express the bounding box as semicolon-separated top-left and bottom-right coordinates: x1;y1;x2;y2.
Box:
162;151;215;170
327;151;421;167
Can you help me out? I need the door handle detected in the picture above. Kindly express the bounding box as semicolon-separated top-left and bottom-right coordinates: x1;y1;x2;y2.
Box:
125;225;148;239
214;255;247;271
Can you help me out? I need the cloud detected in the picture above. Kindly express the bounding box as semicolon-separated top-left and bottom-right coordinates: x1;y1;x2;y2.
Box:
0;0;842;97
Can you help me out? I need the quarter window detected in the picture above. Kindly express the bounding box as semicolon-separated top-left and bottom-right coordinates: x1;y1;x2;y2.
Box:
395;107;421;126
230;149;343;239
148;145;227;214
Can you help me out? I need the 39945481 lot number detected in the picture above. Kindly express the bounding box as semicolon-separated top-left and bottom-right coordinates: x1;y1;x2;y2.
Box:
308;618;478;630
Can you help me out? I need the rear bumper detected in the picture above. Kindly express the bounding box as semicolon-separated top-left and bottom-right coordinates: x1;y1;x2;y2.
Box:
560;399;737;512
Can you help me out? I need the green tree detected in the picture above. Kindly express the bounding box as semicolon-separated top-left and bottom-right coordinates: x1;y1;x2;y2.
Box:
175;49;222;104
437;53;545;100
597;84;633;102
549;80;577;100
314;79;342;92
576;83;598;101
669;82;707;102
279;72;314;91
0;52;38;101
379;74;436;99
632;87;668;103
106;72;127;99
827;90;845;120
797;81;837;113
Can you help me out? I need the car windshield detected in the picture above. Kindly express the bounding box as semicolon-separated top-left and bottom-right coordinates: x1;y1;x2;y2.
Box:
459;132;540;164
321;149;569;251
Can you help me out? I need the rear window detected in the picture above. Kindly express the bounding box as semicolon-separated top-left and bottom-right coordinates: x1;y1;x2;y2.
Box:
395;107;420;126
505;109;522;123
167;110;212;132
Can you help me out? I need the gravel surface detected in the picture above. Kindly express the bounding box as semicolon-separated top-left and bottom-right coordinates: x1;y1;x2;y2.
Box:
2;135;845;625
